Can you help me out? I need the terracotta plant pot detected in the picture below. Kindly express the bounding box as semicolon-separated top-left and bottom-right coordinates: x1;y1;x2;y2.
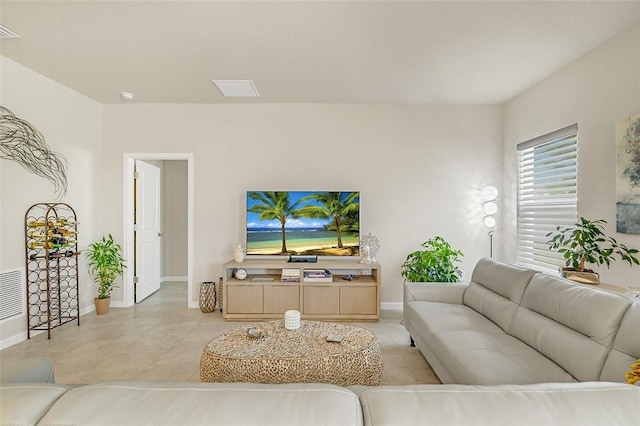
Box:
94;297;111;315
560;268;600;285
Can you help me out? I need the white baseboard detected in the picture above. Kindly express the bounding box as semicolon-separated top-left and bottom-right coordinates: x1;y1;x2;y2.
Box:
0;305;96;349
0;330;30;350
381;302;403;310
80;305;95;315
108;300;124;308
162;276;187;282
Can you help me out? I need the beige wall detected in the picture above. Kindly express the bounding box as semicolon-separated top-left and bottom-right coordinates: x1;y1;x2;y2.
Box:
0;57;102;346
102;104;503;306
162;160;188;278
503;23;640;289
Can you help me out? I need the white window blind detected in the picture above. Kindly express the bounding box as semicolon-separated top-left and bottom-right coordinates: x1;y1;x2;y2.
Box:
517;124;578;272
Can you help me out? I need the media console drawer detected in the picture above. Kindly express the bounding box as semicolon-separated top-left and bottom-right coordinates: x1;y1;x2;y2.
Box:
340;286;377;315
264;285;300;313
226;286;263;314
303;286;340;315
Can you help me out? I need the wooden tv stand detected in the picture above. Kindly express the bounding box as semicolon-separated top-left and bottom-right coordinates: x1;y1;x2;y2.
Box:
222;259;381;321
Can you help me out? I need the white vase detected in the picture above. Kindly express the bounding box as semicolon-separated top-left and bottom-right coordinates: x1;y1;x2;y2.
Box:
360;245;372;264
233;243;245;263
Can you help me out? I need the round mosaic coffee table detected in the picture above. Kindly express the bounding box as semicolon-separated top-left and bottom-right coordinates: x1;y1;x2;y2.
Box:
200;320;382;386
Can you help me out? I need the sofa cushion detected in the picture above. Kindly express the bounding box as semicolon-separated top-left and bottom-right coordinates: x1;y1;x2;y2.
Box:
463;258;535;332
601;302;640;382
431;330;575;384
359;382;640;426
37;381;363;426
0;383;70;426
510;274;631;381
405;301;504;348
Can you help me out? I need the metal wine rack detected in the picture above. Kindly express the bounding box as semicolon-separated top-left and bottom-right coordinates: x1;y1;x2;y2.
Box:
24;202;80;339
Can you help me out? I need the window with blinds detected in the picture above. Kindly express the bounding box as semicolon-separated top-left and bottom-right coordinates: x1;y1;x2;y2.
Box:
517;124;578;272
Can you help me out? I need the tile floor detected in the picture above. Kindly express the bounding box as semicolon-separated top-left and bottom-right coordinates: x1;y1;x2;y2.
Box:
0;282;440;385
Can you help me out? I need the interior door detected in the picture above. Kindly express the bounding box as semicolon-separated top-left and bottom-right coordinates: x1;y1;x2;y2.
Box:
135;160;162;302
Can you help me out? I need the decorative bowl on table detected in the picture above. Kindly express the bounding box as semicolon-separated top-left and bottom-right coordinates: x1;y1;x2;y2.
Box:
247;328;266;338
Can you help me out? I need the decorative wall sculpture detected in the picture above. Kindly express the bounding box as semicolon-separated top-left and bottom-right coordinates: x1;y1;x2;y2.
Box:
616;112;640;234
0;106;68;198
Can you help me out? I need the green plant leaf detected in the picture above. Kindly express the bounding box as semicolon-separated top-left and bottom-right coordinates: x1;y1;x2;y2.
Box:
546;217;640;272
401;236;463;283
85;234;127;299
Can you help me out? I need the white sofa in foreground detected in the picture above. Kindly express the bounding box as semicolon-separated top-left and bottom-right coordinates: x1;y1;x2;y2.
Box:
404;258;640;385
1;380;639;426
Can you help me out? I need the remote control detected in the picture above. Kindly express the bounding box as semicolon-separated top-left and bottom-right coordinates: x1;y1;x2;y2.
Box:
326;334;343;343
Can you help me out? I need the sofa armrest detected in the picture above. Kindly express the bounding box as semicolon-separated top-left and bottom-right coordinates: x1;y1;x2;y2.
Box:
404;281;468;305
0;358;55;383
0;383;70;426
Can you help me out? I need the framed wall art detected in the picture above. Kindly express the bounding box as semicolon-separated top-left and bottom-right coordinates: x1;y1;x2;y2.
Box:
616;112;640;234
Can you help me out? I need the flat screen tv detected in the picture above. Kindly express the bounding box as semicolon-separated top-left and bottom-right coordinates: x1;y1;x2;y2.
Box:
246;191;360;256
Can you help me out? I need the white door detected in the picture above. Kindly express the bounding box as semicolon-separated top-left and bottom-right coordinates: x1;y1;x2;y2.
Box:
135;160;162;302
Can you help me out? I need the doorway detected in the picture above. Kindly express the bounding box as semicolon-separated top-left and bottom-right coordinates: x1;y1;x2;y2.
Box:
123;153;194;308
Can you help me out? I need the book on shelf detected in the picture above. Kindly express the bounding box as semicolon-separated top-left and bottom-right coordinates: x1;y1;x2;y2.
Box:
303;269;331;276
281;268;301;282
303;269;332;282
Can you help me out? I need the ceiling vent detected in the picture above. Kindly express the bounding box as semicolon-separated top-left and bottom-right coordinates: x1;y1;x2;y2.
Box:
212;80;260;98
0;24;21;39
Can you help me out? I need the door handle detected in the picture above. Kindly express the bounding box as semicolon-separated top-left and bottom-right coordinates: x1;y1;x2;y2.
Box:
158;232;165;237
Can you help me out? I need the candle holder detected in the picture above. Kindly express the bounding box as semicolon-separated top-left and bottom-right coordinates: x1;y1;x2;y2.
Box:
285;310;301;330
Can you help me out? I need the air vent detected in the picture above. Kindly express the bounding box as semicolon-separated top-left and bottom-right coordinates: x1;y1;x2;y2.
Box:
0;24;21;39
212;80;260;97
0;268;24;321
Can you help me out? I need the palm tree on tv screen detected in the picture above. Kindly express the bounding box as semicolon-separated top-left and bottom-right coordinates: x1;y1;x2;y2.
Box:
299;192;360;248
248;191;304;254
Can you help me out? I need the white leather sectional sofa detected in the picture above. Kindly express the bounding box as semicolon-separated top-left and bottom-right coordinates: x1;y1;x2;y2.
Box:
404;258;640;385
2;258;639;425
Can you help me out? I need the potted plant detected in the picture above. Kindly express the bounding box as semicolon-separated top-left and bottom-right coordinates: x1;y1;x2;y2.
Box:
86;234;126;314
625;358;640;385
401;236;463;282
546;217;639;284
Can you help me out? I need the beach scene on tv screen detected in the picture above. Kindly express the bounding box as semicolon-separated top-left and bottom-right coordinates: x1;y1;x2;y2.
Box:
246;191;360;256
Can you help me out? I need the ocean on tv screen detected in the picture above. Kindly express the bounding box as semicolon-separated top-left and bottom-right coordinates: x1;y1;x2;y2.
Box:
247;228;359;256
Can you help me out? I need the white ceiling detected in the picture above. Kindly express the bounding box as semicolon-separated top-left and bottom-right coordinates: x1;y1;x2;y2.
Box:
1;1;639;104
